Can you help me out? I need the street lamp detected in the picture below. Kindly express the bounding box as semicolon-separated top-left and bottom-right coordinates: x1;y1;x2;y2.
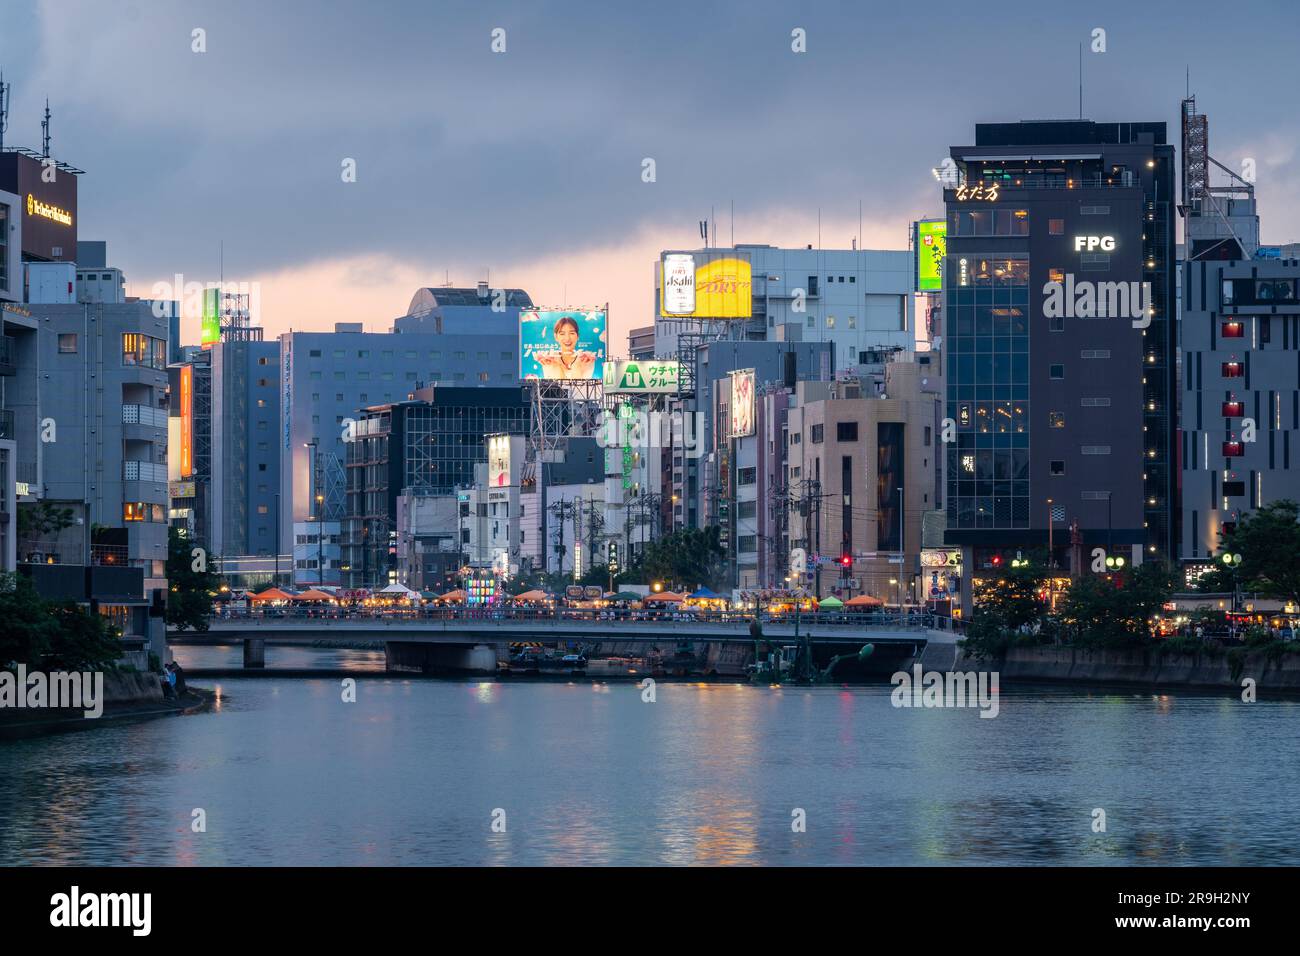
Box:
1223;552;1243;637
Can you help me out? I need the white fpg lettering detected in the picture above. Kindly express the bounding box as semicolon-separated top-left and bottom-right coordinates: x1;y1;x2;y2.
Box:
1073;235;1116;252
50;886;152;936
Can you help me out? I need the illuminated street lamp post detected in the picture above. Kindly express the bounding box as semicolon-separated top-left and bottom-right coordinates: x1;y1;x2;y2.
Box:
1223;552;1243;638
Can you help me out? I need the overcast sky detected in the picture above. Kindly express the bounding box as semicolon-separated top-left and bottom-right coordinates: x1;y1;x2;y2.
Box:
3;0;1297;349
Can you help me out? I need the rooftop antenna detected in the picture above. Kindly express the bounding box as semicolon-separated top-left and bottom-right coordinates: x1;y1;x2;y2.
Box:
1077;43;1083;119
0;70;9;152
42;98;50;157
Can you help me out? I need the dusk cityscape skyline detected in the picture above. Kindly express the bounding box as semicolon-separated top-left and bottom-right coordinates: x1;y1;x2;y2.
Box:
3;0;1299;910
3;0;1300;345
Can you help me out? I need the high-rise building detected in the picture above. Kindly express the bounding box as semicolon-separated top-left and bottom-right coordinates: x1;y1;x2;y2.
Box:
210;336;281;560
342;385;530;587
942;120;1177;606
278;285;533;553
1178;97;1300;573
670;339;834;530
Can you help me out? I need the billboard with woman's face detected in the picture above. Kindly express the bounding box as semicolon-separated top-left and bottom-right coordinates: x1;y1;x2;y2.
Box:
519;309;606;381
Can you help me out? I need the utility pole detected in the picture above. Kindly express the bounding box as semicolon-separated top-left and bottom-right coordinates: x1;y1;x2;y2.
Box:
812;478;822;597
898;485;905;615
1047;497;1055;611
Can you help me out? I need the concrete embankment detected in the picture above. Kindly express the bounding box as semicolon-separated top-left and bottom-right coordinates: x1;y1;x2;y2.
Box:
930;644;1300;692
0;670;211;737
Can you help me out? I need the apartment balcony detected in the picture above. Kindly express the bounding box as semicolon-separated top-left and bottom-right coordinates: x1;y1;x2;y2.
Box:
122;404;168;428
122;403;168;441
123;460;168;482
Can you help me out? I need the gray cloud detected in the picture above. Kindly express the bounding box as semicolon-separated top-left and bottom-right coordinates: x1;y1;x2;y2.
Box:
3;0;1297;290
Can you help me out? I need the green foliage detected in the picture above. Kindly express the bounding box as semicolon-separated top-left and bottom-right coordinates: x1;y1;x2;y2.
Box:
960;556;1052;659
0;572;122;671
1056;560;1177;649
1202;500;1300;604
15;501;75;554
636;526;726;592
165;527;221;632
1156;635;1223;659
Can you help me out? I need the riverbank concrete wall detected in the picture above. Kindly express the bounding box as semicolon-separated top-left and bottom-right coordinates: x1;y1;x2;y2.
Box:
946;645;1300;691
104;671;164;703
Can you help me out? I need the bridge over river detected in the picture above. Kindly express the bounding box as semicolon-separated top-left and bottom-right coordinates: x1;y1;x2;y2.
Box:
169;611;960;678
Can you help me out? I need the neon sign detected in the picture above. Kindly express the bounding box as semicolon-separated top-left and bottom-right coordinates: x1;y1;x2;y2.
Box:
26;194;73;226
954;182;1000;202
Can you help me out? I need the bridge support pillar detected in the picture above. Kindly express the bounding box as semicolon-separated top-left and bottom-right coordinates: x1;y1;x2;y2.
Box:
243;638;266;669
385;641;497;675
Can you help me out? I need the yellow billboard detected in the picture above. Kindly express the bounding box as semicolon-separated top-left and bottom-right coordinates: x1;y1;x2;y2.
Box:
660;253;752;318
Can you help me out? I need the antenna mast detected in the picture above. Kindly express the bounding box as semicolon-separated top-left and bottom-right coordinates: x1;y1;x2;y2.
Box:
42;98;50;157
0;71;9;152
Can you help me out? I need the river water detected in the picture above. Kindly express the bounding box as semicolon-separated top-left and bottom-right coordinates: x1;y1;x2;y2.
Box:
1;646;1296;866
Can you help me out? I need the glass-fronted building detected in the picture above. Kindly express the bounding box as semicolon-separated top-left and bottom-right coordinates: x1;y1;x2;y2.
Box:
943;120;1178;602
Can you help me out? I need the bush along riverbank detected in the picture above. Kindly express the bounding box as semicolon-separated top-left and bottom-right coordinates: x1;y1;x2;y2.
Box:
1;571;214;736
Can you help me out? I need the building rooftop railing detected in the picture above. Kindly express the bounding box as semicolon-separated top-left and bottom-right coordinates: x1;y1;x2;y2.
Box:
948;175;1140;194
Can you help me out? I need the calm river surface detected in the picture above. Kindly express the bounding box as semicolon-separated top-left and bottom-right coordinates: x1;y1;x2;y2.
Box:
1;646;1296;866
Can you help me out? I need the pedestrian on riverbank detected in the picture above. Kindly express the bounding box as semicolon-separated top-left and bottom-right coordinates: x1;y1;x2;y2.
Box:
167;661;187;697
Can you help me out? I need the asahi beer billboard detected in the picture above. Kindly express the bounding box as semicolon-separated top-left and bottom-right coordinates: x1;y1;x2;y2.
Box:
658;251;752;319
603;359;681;394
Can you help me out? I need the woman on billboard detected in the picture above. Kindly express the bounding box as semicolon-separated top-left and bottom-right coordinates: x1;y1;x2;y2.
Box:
535;315;598;380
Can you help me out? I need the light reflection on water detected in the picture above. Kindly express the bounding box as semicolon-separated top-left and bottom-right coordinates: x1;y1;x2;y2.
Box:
1;655;1297;866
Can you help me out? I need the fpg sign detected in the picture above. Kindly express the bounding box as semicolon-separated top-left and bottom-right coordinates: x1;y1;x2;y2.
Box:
1073;235;1116;252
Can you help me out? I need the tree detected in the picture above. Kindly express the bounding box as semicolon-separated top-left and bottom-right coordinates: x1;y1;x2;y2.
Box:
1198;500;1300;605
1057;560;1176;648
0;572;121;670
0;573;60;665
15;501;74;557
637;526;726;592
165;527;221;632
44;599;124;671
961;556;1050;658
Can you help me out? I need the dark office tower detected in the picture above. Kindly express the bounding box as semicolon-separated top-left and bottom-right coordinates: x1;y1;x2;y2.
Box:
343;385;529;587
942;121;1177;601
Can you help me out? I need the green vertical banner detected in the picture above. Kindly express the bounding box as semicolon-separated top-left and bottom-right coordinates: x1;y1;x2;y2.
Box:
915;219;946;292
201;288;221;345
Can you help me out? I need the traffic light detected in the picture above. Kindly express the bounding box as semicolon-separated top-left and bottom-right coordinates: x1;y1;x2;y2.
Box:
839;554;852;568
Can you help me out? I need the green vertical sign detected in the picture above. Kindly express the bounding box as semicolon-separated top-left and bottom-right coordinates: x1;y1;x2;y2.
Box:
201;288;221;345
